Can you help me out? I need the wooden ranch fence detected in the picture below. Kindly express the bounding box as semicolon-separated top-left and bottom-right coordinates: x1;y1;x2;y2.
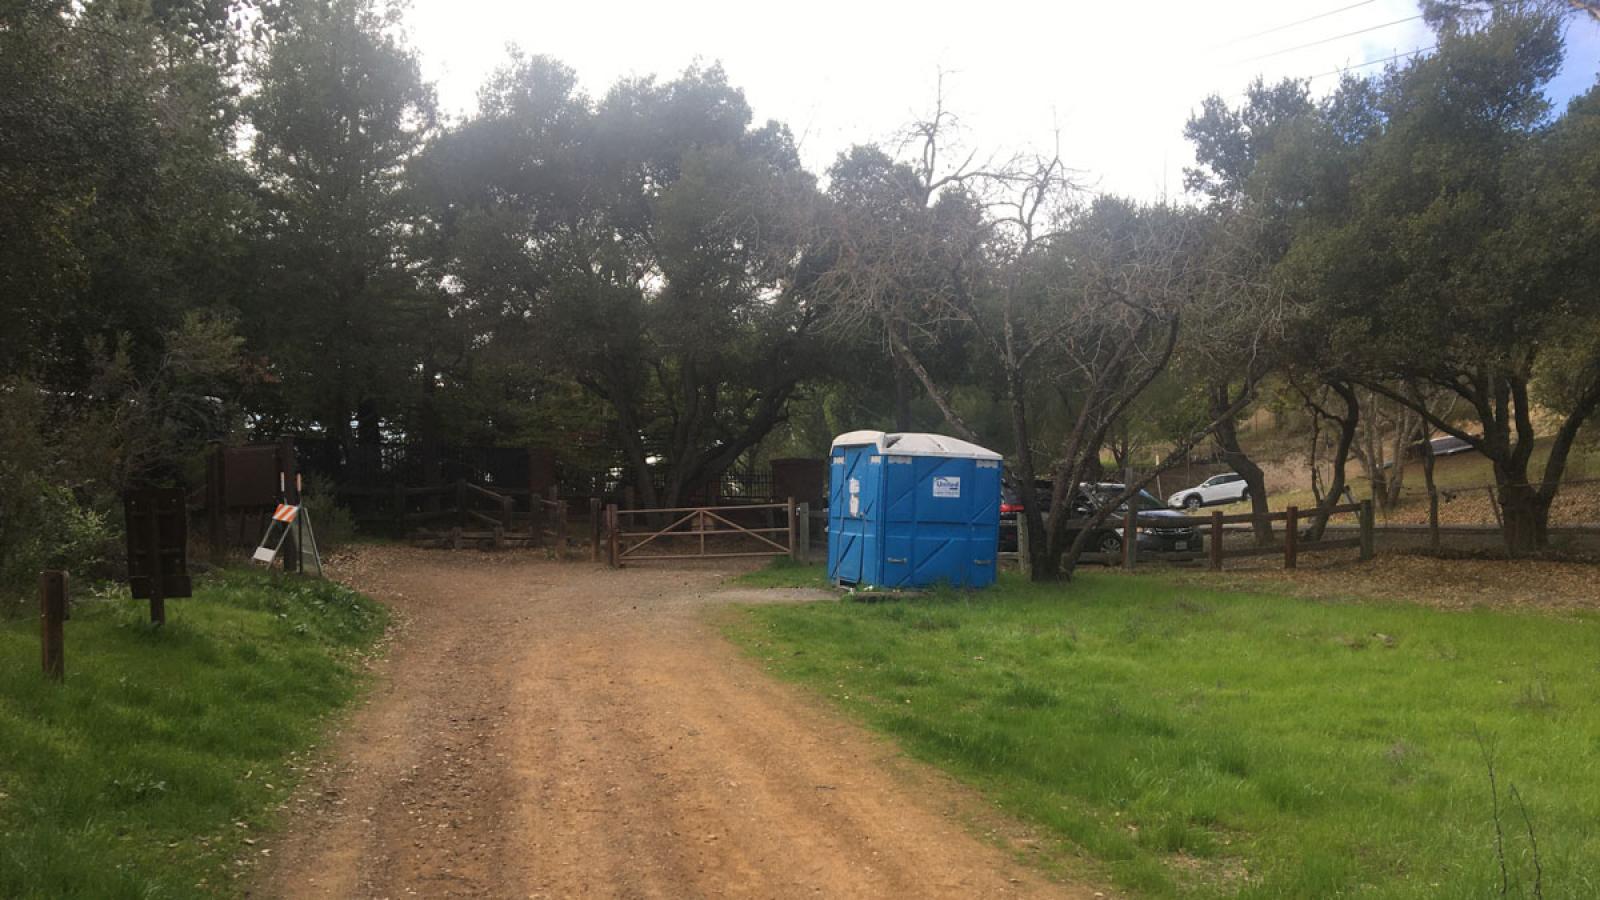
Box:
1005;500;1376;571
1204;500;1375;571
604;500;809;566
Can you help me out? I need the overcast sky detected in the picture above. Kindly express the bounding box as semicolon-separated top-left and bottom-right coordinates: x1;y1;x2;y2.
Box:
404;0;1600;200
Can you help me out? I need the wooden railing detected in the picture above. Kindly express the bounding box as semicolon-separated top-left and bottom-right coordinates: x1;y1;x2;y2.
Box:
1201;500;1374;570
1006;500;1376;572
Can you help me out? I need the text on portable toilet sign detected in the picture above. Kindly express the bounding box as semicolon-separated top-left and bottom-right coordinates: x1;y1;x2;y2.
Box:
848;478;861;517
933;476;962;498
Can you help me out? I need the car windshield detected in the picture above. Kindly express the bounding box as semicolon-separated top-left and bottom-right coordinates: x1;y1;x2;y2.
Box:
1129;490;1163;510
1094;487;1162;511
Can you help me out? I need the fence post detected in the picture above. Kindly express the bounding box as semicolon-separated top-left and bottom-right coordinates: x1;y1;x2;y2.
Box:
1359;499;1376;561
787;497;799;561
40;571;66;682
1123;502;1137;570
589;497;602;562
606;503;620;567
456;479;468;528
1210;511;1223;572
548;485;566;547
1016;514;1032;577
795;502;811;563
1284;505;1299;569
206;442;226;560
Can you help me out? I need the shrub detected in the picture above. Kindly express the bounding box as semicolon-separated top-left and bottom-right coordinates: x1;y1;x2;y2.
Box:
299;474;357;552
0;380;117;615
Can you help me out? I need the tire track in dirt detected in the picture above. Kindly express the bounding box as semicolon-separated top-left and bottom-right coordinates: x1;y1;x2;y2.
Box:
256;547;1104;899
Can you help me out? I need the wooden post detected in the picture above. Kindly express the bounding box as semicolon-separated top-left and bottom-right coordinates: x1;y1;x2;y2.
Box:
1122;501;1137;570
40;571;66;682
145;508;166;625
278;437;300;573
787;497;799;561
606;503;620;567
1284;505;1299;569
206;442;226;561
456;479;468;528
1016;513;1032;577
1209;511;1223;572
547;485;565;547
796;502;811;563
1359;499;1376;561
589;497;602;562
502;493;513;531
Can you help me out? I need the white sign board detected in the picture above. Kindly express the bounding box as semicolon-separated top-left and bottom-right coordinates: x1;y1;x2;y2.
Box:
932;476;961;499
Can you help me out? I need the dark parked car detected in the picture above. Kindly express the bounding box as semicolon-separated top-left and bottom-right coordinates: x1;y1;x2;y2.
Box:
1001;481;1203;559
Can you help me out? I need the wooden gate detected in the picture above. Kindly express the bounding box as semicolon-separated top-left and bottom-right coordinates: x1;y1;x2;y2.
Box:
605;500;804;565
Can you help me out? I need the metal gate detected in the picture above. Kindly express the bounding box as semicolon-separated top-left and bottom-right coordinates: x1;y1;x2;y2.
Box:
605;501;803;565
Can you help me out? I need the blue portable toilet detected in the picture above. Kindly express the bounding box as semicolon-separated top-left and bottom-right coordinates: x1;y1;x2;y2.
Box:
827;431;1003;589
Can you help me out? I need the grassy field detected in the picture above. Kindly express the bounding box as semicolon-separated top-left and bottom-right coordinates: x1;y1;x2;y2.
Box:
0;569;387;898
728;566;1600;898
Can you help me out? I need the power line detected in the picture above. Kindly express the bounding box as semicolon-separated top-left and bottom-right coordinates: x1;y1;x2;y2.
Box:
1309;44;1439;80
1235;13;1427;65
1215;0;1380;49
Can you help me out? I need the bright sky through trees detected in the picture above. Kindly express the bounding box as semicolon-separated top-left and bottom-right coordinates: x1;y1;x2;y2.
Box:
405;0;1600;199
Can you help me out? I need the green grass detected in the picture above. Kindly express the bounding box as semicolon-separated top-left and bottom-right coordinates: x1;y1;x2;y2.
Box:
0;569;387;898
729;555;832;589
728;567;1600;897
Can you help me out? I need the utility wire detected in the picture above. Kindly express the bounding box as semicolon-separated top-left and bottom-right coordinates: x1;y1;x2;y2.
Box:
1235;13;1426;64
1309;44;1439;80
1215;0;1379;49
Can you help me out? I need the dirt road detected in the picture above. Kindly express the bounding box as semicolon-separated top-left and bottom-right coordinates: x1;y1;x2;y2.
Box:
256;547;1098;899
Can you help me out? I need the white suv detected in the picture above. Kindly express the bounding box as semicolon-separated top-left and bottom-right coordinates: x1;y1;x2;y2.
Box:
1167;473;1249;510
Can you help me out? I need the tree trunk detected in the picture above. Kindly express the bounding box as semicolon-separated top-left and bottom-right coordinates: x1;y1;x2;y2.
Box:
1307;381;1359;542
1497;481;1550;556
1002;368;1052;580
1211;384;1271;545
1383;407;1414;510
892;335;914;432
1420;427;1440;550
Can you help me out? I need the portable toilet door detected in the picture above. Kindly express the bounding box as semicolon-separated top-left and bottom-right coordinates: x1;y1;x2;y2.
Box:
827;437;885;586
877;435;1002;588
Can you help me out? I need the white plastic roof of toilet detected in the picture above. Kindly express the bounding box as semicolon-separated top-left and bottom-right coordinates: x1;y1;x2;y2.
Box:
829;430;1002;460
